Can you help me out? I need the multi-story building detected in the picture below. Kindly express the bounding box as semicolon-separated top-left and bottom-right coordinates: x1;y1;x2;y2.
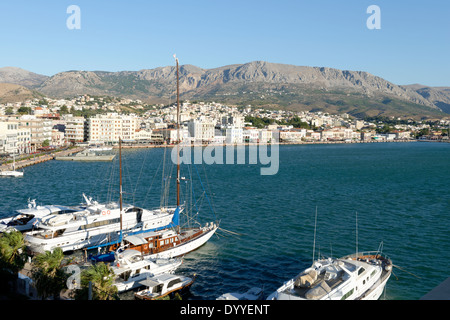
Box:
279;129;307;142
87;113;137;143
0;120;32;154
64;116;86;143
4;115;52;151
188;118;215;143
243;127;260;143
225;127;243;144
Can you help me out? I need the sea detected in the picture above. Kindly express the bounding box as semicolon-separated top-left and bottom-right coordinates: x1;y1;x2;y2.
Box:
1;141;449;300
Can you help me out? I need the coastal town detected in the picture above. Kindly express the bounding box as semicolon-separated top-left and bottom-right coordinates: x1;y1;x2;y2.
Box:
1;94;449;157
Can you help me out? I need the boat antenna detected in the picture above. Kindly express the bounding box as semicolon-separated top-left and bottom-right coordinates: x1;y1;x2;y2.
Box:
312;206;318;263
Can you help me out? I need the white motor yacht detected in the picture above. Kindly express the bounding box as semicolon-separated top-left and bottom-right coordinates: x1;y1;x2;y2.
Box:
267;252;392;300
112;249;182;293
24;194;176;254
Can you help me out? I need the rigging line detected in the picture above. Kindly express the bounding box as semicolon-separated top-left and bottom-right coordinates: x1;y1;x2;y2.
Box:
142;153;164;208
106;155;117;203
132;145;150;201
200;161;218;215
160;146;167;208
194;163;216;218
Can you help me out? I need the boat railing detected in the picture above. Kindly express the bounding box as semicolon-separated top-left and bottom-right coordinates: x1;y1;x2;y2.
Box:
342;251;391;262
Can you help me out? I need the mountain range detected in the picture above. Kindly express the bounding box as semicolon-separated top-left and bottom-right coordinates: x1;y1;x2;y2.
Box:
1;62;449;119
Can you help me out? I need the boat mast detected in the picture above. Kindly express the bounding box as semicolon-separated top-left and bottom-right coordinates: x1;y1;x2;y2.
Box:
175;55;180;209
119;136;123;243
355;211;358;256
312;206;317;263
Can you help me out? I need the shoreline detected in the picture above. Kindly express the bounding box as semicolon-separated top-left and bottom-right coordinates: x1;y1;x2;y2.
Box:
115;139;418;149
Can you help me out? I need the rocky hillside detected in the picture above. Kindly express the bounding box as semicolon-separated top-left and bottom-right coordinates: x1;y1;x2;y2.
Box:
0;83;42;103
0;67;49;88
1;62;449;118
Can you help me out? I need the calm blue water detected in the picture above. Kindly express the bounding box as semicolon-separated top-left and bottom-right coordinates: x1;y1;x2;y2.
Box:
1;142;449;300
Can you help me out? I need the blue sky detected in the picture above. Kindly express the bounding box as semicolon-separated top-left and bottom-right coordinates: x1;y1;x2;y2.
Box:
0;0;449;86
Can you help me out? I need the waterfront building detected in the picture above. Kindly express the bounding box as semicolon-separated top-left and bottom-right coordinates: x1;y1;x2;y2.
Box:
279;129;307;142
188;118;215;144
0;120;32;154
320;127;354;141
64;116;86;143
243;127;260;143
225;126;243;144
51;129;65;147
4;115;52;151
87;113;137;143
259;129;271;143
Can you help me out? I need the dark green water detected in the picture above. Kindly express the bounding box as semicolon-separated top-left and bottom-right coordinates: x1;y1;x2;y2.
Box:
1;142;449;300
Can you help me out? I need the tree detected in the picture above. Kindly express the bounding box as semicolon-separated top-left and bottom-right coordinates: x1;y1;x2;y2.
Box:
73;262;118;300
0;230;27;294
31;248;69;300
60;105;69;114
17;106;31;115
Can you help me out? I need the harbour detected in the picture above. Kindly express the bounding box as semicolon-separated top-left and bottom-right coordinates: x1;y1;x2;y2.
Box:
1;141;449;300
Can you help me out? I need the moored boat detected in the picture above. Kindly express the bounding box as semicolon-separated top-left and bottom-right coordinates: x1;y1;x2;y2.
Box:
24;194;176;254
267;251;392;300
111;249;182;293
107;221;218;260
217;287;264;300
0;199;82;233
134;273;195;300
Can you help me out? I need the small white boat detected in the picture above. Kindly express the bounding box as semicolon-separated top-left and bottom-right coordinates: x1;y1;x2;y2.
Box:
111;249;182;293
217;287;264;300
0;170;23;177
0;155;23;177
267;252;392;300
88;146;113;152
134;273;196;300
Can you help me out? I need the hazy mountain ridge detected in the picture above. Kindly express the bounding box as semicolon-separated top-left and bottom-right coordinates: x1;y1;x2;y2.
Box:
1;62;449;118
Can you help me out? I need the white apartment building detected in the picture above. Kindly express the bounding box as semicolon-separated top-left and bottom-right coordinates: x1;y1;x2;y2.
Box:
321;127;354;141
87;113;137;143
279;129;307;142
5;115;52;151
51;129;65;147
188;118;215;143
243;128;260;143
0;121;32;154
64;116;86;143
225;127;243;144
259;129;272;144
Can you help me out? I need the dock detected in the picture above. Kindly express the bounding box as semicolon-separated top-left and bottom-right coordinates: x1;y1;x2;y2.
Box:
0;147;85;172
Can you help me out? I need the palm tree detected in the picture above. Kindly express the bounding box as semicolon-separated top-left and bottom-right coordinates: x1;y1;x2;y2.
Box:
74;262;118;300
31;248;68;300
0;230;27;293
